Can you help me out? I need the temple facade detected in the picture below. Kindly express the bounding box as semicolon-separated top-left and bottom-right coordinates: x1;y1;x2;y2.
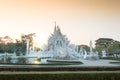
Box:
45;25;78;60
44;24;99;60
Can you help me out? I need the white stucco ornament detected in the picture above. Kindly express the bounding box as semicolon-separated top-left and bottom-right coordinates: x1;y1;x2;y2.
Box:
57;49;67;58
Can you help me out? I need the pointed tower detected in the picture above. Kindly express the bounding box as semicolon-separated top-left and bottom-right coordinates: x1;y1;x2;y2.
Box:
54;21;57;34
56;25;61;34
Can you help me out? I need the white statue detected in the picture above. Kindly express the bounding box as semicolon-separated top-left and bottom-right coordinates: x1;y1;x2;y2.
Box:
83;49;87;59
102;49;107;58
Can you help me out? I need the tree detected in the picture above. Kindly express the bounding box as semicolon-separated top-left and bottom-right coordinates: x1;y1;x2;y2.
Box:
107;41;120;57
95;46;106;54
5;43;15;53
4;36;11;39
95;38;114;48
95;38;114;53
21;33;41;52
77;45;90;52
0;43;5;53
15;42;26;56
95;38;120;56
0;42;15;53
0;35;16;54
107;41;120;53
21;33;35;49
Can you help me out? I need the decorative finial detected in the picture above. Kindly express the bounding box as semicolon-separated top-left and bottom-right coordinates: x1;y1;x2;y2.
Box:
54;21;57;33
55;21;56;27
57;25;60;31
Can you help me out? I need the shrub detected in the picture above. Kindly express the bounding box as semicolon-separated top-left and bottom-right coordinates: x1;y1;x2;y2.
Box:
0;72;120;80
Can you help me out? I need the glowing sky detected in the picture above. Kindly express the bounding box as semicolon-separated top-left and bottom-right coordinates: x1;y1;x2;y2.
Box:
0;0;120;47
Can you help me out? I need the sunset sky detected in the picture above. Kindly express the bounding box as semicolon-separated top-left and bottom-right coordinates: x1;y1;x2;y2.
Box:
0;0;120;47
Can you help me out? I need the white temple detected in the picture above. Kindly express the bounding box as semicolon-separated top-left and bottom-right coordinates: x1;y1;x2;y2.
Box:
44;24;78;60
43;24;99;62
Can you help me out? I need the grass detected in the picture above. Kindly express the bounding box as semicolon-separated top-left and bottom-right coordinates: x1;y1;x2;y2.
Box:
101;57;120;61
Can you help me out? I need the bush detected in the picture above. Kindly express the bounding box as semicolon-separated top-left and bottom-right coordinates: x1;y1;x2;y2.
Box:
0;72;120;80
17;57;27;64
6;56;12;63
101;57;120;61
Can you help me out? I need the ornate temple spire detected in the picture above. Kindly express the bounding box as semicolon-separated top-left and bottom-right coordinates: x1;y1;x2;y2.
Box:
55;21;56;27
57;25;59;31
57;25;61;33
53;21;62;35
54;21;57;33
